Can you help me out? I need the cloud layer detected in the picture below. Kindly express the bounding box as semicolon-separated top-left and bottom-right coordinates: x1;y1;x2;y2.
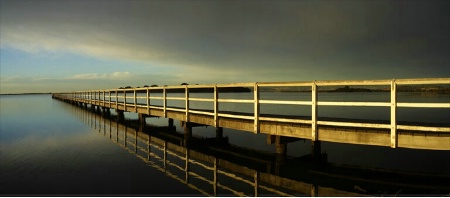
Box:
1;0;449;93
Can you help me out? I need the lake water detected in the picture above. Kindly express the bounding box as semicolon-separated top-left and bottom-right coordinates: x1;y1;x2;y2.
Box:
1;93;449;196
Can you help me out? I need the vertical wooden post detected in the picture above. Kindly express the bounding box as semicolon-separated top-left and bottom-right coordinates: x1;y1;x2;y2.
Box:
311;81;318;141
115;90;118;109
254;83;260;134
185;86;190;122
214;85;219;128
134;88;137;112
146;88;150;114
216;127;223;139
163;87;167;118
123;90;126;111
311;140;322;163
183;122;192;147
390;79;397;148
168;118;174;128
139;113;146;126
109;90;111;108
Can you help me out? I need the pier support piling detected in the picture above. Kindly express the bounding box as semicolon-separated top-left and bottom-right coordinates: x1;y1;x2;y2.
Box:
311;140;325;164
168;118;174;128
116;109;124;122
101;107;110;116
216;127;223;139
183;122;192;147
138;113;146;126
274;135;287;175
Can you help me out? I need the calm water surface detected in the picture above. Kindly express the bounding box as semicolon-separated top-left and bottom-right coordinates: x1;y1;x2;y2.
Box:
0;94;200;195
1;93;449;195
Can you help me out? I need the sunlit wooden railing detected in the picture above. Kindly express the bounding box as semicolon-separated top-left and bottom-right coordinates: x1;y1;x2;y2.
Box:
53;78;450;148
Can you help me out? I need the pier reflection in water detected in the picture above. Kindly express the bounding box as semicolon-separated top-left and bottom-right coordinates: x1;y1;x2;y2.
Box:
66;101;450;196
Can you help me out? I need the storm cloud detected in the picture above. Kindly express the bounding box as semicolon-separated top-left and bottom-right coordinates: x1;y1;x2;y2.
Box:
1;0;449;93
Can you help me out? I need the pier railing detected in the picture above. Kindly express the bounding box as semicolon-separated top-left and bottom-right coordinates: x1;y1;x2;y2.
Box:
53;78;450;148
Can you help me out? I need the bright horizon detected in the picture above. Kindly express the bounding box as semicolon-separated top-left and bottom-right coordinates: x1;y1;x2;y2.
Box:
1;0;449;94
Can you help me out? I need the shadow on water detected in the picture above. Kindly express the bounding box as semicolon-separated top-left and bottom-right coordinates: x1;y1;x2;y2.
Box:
62;100;450;197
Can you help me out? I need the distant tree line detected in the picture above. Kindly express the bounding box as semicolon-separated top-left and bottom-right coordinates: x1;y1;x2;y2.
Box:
117;83;251;93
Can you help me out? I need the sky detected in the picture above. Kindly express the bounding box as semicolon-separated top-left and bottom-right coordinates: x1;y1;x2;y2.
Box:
0;0;449;94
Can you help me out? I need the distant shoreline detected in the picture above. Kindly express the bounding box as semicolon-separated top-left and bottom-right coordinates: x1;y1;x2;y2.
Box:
0;93;52;96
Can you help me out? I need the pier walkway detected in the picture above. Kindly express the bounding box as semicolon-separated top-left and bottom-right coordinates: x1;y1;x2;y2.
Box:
52;78;450;151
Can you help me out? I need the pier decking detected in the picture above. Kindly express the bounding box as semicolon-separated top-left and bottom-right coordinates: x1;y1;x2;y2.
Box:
52;78;450;151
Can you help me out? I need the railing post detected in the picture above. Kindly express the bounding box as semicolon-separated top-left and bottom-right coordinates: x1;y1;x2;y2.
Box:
254;82;260;134
134;88;137;112
214;85;219;128
109;90;111;108
185;86;190;122
103;90;105;107
163;87;167;118
115;90;118;109
123;90;126;111
390;79;397;148
311;81;318;141
146;88;150;114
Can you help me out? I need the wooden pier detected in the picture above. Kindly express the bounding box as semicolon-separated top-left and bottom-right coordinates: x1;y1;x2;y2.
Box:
52;78;450;151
